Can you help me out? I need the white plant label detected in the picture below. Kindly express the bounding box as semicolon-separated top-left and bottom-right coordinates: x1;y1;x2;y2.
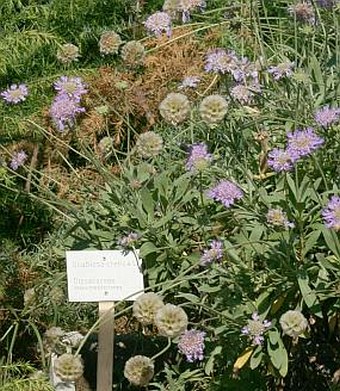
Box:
66;250;144;302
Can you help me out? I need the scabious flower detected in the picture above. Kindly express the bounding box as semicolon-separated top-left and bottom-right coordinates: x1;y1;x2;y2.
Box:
267;148;294;172
121;41;145;67
204;49;238;74
199;94;229;126
53;76;87;101
279;310;309;339
231;56;259;84
322;195;340;231
118;232;139;248
200;240;223;265
178;329;206;362
9;150;28;170
267;62;295;80
230;84;254;104
98;136;114;158
241;312;271;345
206;180;243;208
54;353;84;382
179;75;201;89
185;143;212;173
314;105;340;128
99;31;122;55
178;0;206;22
135;131;164;158
57;43;80;64
124;356;154;387
133;293;165;325
155;304;188;337
266;208;295;229
1;84;29;104
144;11;172;37
286;127;324;161
159;93;191;125
50;94;85;131
288;2;316;24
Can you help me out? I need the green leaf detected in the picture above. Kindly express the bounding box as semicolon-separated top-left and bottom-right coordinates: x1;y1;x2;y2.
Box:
302;230;321;258
297;274;322;317
250;345;264;370
139;242;158;258
267;329;288;377
205;346;222;375
321;226;340;259
140;188;154;219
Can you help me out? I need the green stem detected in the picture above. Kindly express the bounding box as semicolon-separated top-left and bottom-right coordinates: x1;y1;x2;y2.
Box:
151;338;172;361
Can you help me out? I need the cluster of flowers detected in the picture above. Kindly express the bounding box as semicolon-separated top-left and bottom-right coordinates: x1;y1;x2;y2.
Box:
124;292;205;387
49;76;87;131
144;0;205;37
241;309;309;346
288;0;339;25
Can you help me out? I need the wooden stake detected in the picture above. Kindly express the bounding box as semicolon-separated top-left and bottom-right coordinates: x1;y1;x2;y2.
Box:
97;302;115;391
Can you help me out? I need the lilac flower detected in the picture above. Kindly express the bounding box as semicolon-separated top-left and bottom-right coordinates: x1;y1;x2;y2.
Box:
314;105;340;128
9;150;28;170
144;12;172;37
204;49;238;74
118;232;140;248
179;76;201;89
267;148;294;172
231;56;259;84
266;208;295;229
185;143;212;173
50;94;85;131
316;0;338;8
200;240;223;265
54;76;87;101
288;2;316;24
241;312;271;345
207;180;243;208
267;62;294;80
230;84;254;104
322;196;340;231
286;127;324;161
178;329;206;362
1;84;29;104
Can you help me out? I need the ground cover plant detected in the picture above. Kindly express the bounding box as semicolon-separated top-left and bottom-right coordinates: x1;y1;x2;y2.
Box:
0;0;340;390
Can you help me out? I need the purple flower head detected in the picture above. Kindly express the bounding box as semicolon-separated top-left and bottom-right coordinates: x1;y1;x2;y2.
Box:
204;49;238;74
179;0;206;23
230;84;254;105
9;150;28;170
144;12;172;37
185;143;212;173
267;148;294;172
286;127;324;161
231;56;259;84
178;329;206;362
322;196;340;231
314;105;340;128
179;75;201;89
241;312;271;346
288;2;316;24
267;62;294;80
50;94;85;131
207;180;243;208
118;232;140;248
200;240;223;266
316;0;338;8
1;84;29;104
266;208;295;229
54;76;87;101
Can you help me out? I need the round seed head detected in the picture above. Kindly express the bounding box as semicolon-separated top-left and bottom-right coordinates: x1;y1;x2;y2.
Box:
279;310;308;339
99;31;122;55
155;303;188;337
159;93;191;125
133;293;164;325
199;94;229;126
135;131;164;158
57;44;80;64
124;355;154;387
121;41;145;67
54;353;84;382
